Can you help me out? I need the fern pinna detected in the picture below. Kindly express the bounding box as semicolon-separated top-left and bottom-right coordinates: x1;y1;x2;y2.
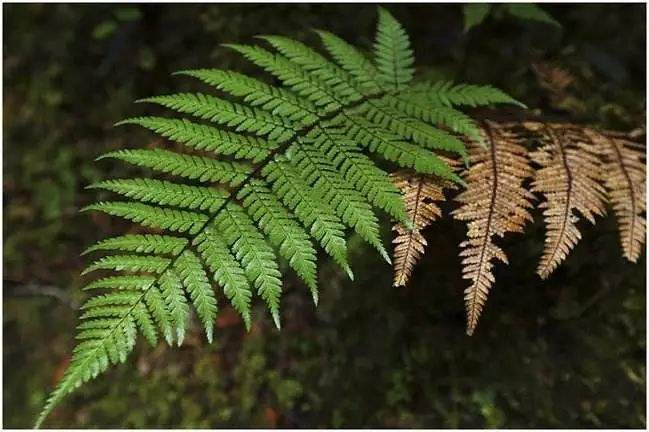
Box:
36;8;521;426
453;121;535;335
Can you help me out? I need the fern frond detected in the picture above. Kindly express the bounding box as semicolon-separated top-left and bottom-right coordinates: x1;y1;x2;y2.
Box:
263;159;352;279
292;138;387;261
452;122;535;335
257;35;368;101
409;81;526;108
99;148;252;185
238;180;319;302
361;102;469;158
158;270;190;345
194;228;253;329
383;95;484;144
81;291;142;311
83;202;208;234
391;170;455;287
132;302;159;346
89;179;228;212
139;93;297;143
83;234;188;256
315;30;382;94
82;255;171;275
324;137;410;227
38;7;527;426
374;7;414;90
174;250;219;342
215;203;283;328
225;43;344;112
36;299;138;428
82;275;155;291
143;285;175;346
341;116;463;182
174;69;318;124
115;117;277;162
235;35;465;182
583;129;646;262
527;123;607;279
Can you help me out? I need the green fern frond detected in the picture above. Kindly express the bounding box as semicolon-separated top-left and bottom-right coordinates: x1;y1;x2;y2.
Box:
409;80;526;108
362;102;468;157
83;201;208;234
258;35;369;102
340;116;463;182
139;93;297;143
82;275;155;291
37;7;523;427
158;270;190;345
89;179;228;212
132;302;159;346
174;69;318;124
238;180;319;302
292;140;387;262
383;96;484;144
143;286;175;346
98;148;252;185
115;117;277;162
194;228;253;329
312;129;410;227
174;250;219;342
215;203;283;328
82;255;171;275
374;7;415;90
263;159;352;279
83;234;188;256
225;43;344;112
315;30;382;94
81;291;142;310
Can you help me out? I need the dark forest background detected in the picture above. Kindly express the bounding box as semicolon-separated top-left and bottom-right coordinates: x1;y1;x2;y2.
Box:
3;3;646;428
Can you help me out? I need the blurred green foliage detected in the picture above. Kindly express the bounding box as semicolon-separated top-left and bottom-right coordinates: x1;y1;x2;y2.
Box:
3;4;645;428
463;3;561;33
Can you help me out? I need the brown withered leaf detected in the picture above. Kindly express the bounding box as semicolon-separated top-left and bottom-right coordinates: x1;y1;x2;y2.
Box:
391;170;456;287
583;129;646;262
453;121;535;335
526;122;608;279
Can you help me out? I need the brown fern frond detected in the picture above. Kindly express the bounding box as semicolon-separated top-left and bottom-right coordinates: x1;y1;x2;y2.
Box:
391;170;456;287
526;122;608;279
453;121;535;335
583;129;646;262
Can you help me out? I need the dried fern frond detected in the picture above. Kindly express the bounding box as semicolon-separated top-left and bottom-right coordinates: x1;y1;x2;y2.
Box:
453;121;535;335
391;119;643;335
526;122;608;279
583;129;646;262
391;170;456;287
